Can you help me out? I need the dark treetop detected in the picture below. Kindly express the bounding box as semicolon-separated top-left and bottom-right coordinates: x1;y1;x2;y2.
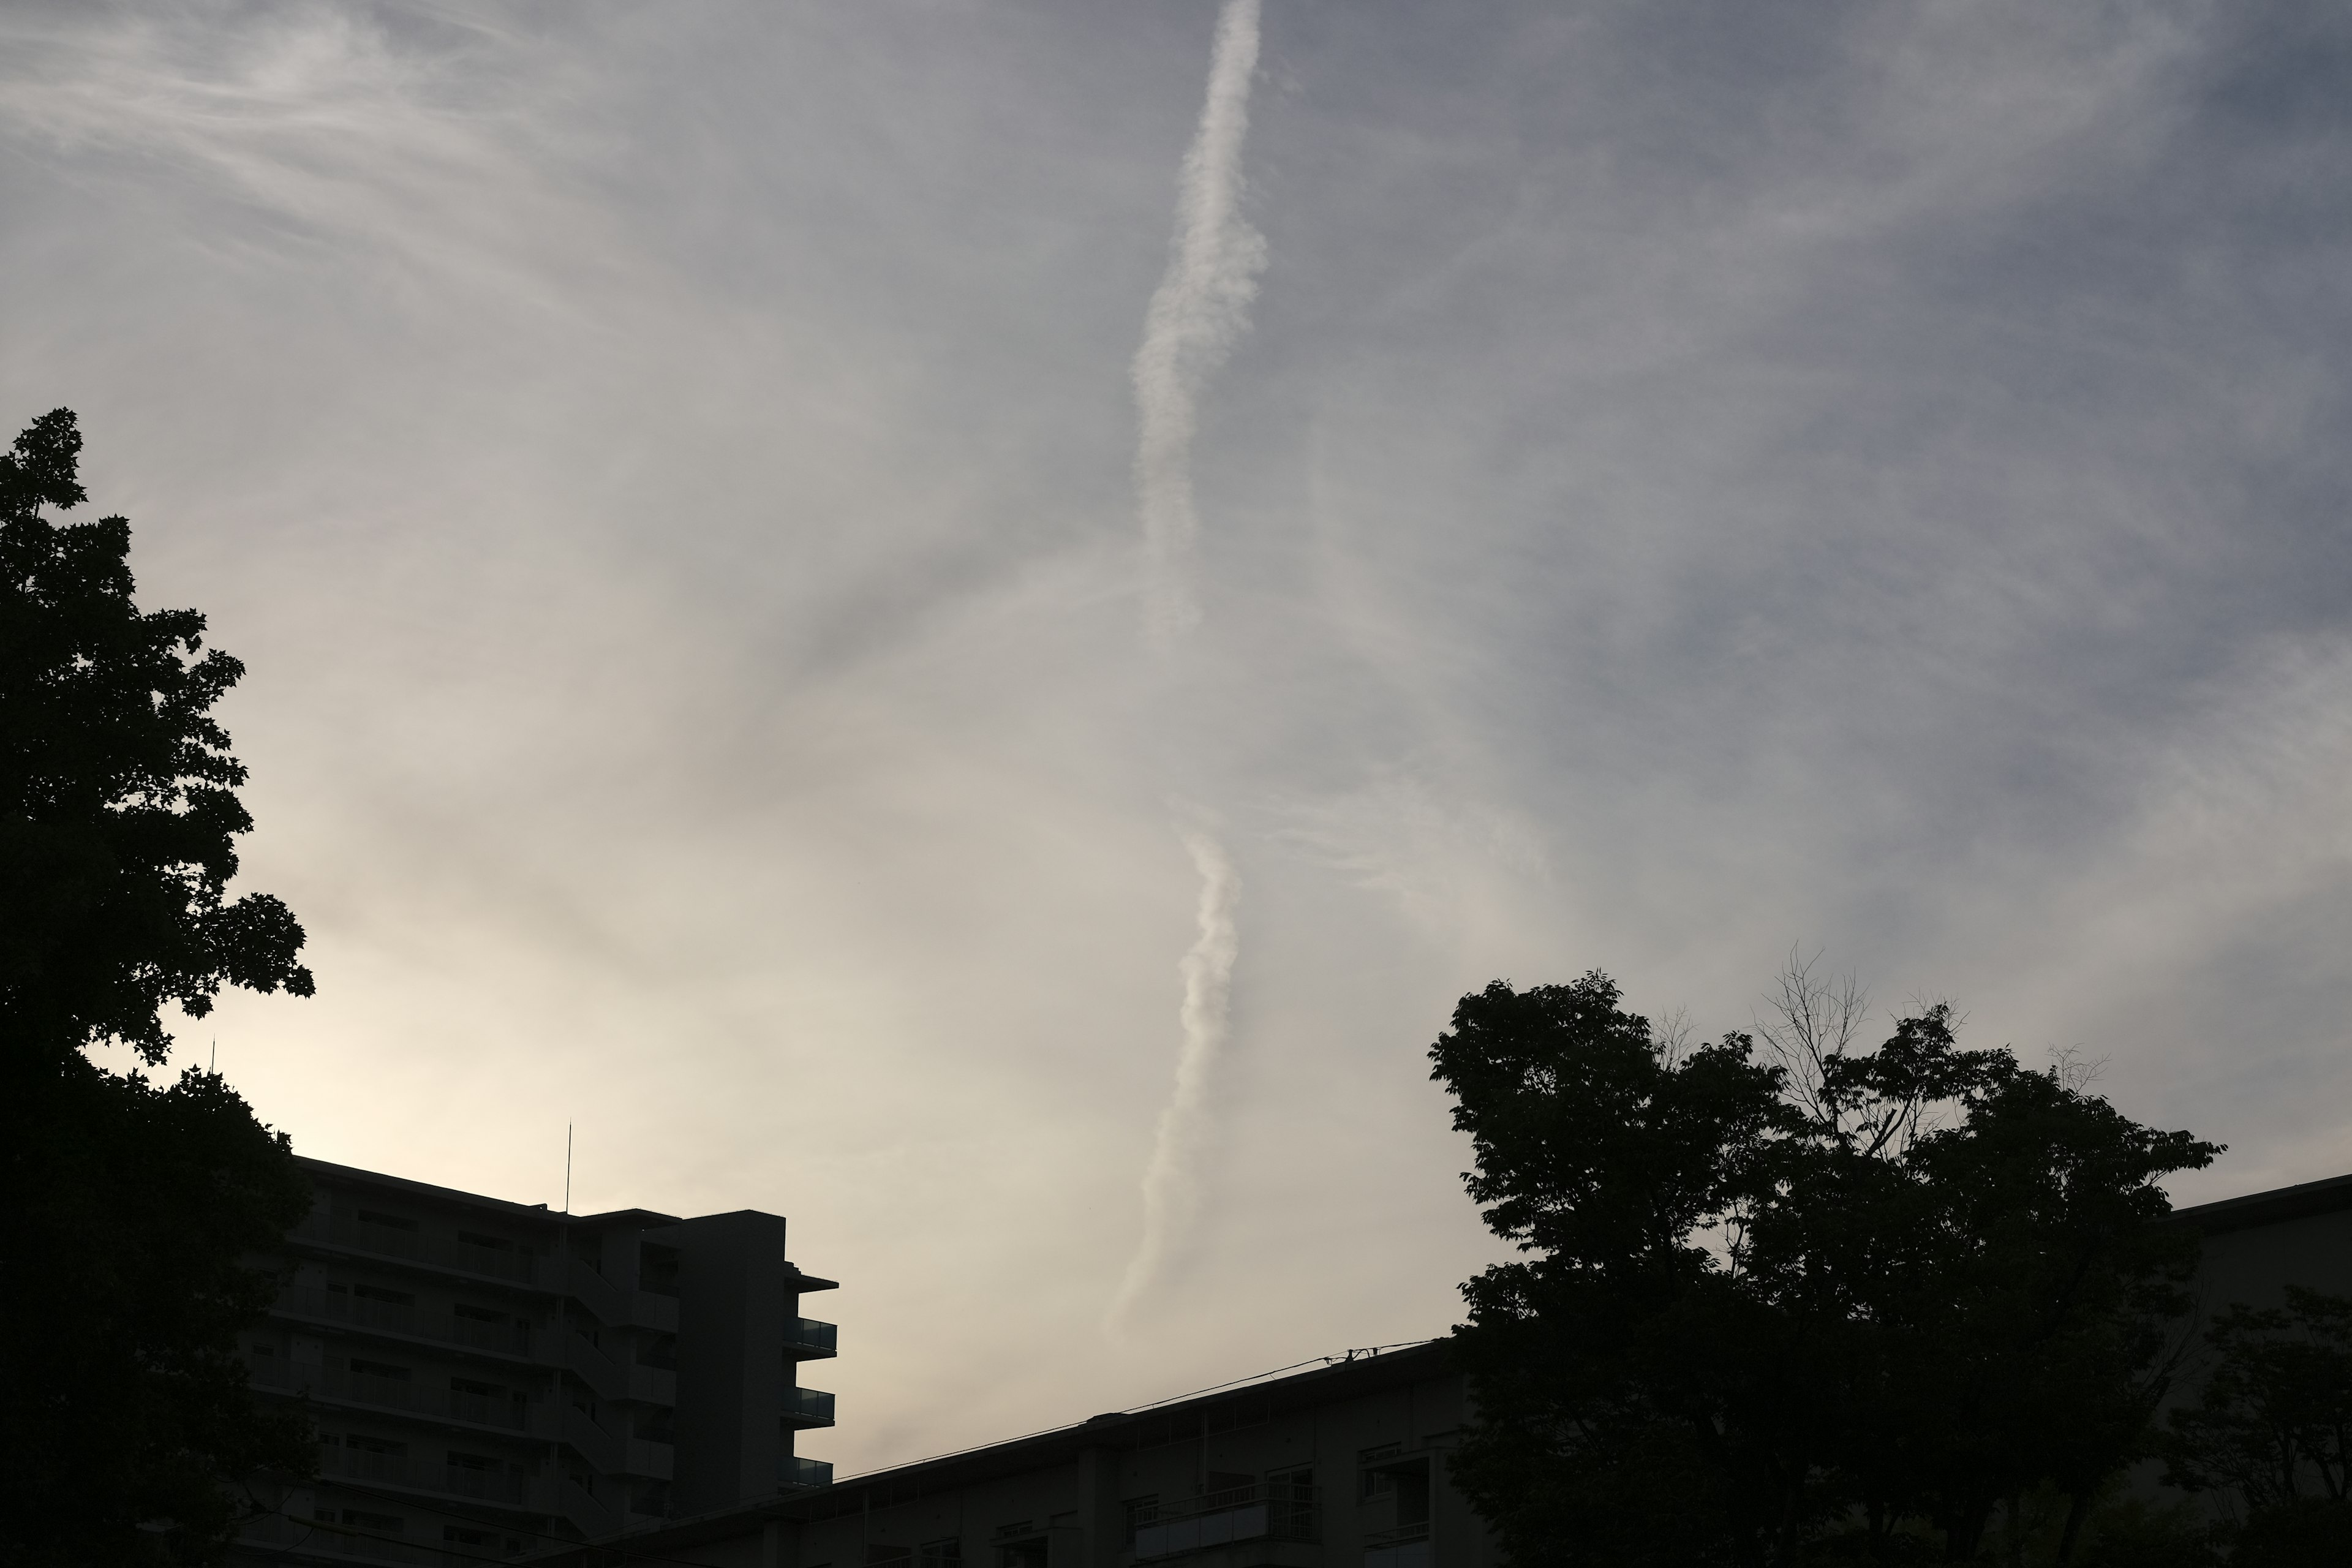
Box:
0;407;311;1069
1431;968;2220;1568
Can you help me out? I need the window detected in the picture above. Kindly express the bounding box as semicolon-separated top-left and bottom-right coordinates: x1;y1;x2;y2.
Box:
342;1509;403;1534
1123;1496;1159;1533
353;1283;412;1304
639;1243;682;1297
1204;1397;1271;1434
349;1359;410;1381
347;1435;406;1456
456;1231;511;1251
453;1303;503;1322
355;1209;417;1232
447;1451;499;1472
450;1377;502;1397
1267;1465;1315;1502
445;1526;495;1547
992;1523;1046;1568
919;1538;963;1567
1359;1455;1431;1529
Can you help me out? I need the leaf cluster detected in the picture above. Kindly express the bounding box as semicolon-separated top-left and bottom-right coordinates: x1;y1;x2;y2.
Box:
1;408;311;1069
1431;969;2220;1567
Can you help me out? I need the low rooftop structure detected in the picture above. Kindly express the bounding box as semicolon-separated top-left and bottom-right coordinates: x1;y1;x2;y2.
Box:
531;1340;1489;1568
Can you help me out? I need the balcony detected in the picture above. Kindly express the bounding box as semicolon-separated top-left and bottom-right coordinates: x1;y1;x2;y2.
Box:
251;1359;546;1437
318;1445;412;1486
779;1455;834;1490
309;1446;549;1515
629;1362;677;1404
440;1462;537;1507
560;1402;624;1474
1131;1481;1317;1561
781;1385;835;1428
292;1214;546;1289
273;1288;535;1362
624;1438;676;1480
785;1317;839;1359
238;1514;429;1563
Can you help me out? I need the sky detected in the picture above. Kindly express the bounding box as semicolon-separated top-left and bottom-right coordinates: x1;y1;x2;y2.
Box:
7;0;2352;1476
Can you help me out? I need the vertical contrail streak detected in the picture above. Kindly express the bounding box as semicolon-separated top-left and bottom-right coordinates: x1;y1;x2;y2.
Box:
1114;0;1265;1330
1133;0;1265;644
1111;830;1242;1328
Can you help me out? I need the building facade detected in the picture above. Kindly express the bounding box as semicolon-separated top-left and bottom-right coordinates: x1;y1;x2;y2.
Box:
2173;1168;2352;1310
533;1341;1494;1568
232;1158;837;1564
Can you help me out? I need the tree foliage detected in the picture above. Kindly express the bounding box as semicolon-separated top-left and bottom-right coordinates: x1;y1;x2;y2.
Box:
0;409;315;1564
1;1062;317;1565
2160;1285;2352;1562
1;407;311;1069
1431;965;2220;1567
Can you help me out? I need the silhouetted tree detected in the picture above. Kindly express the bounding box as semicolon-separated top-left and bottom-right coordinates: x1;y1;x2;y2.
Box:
2162;1286;2352;1564
1430;965;2218;1567
1;409;316;1564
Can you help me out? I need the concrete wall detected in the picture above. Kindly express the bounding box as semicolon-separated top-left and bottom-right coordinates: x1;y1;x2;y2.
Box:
677;1210;794;1516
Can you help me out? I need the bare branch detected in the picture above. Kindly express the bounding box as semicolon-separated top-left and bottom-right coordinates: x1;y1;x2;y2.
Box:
1655;1006;1697;1069
1754;945;1869;1137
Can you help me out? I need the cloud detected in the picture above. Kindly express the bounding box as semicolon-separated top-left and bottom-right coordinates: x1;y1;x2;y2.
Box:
8;0;2352;1474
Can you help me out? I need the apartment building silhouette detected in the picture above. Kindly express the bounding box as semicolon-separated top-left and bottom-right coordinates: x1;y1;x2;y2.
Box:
232;1158;835;1564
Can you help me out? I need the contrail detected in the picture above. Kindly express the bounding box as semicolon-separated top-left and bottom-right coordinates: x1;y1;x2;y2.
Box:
1133;0;1266;644
1112;0;1265;1332
1110;829;1242;1328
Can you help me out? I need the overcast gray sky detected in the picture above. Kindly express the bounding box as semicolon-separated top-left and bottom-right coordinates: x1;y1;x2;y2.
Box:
7;0;2352;1475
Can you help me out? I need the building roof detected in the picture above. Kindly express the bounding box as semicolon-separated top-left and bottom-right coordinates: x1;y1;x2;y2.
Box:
296;1155;628;1229
2170;1168;2352;1237
528;1340;1454;1562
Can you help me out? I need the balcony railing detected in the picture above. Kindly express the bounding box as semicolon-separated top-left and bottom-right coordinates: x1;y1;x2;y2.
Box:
312;1446;543;1510
785;1317;838;1358
450;1313;531;1355
273;1287;533;1359
236;1513;472;1565
1362;1522;1433;1547
293;1215;546;1287
442;1463;533;1506
779;1455;834;1490
781;1385;835;1427
319;1446;412;1485
1131;1482;1317;1560
251;1358;544;1436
